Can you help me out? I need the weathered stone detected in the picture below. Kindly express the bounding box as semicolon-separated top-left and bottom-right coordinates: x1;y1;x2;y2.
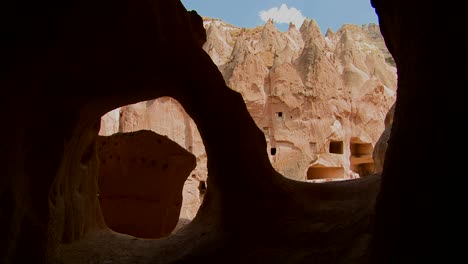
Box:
373;102;395;174
96;130;196;238
99;16;397;231
1;0;442;263
206;17;397;181
101;17;396;184
99;98;207;222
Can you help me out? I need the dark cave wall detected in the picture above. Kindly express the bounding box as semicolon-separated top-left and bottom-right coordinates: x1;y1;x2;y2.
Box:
0;0;443;263
96;131;196;238
370;0;443;262
1;0;203;262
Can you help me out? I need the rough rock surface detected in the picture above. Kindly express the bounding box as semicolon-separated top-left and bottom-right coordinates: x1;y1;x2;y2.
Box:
99;98;206;222
100;17;397;220
101;18;396;181
211;18;397;181
373;102;395;174
96;130;196;238
1;0;442;263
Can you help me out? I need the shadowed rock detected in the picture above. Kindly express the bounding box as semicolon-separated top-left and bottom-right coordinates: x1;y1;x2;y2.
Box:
1;0;442;263
97;130;196;238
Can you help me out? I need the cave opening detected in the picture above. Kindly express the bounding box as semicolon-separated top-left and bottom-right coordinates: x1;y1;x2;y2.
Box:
329;140;344;154
198;180;207;200
306;166;345;181
349;138;375;177
350;141;373;157
270;147;277;155
350;163;375;177
97;96;207;239
2;0;433;262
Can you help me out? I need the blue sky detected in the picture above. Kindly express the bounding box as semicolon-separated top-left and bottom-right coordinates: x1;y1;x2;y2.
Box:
181;0;379;33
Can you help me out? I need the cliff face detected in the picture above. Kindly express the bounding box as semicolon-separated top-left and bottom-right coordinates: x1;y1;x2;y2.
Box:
99;17;396;219
203;17;396;181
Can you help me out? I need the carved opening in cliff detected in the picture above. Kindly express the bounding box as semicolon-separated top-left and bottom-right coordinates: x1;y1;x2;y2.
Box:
97;97;207;238
198;180;207;200
349;138;375;177
351;163;374;177
199;16;397;184
329;140;344;154
270;147;277;155
307;165;345;180
198;13;397;184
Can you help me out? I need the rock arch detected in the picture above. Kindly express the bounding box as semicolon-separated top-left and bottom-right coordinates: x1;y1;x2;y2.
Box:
1;0;442;263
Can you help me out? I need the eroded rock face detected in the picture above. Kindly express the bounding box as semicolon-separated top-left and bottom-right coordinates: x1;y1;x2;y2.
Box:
99;98;206;222
99;18;397;227
373;102;395;174
101;18;396;183
97;130;196;238
2;0;441;263
213;18;397;181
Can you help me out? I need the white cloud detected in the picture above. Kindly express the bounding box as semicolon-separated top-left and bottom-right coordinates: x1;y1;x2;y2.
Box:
259;4;306;27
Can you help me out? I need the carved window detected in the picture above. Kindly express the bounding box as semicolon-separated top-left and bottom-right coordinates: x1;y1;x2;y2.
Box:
270;147;277;155
329;141;343;154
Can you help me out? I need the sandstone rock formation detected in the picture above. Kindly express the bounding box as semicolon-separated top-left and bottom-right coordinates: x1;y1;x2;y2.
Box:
96;130;196;238
100;16;397;221
102;17;396;181
373;102;395;174
211;18;397;181
99;98;206;222
2;0;441;263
